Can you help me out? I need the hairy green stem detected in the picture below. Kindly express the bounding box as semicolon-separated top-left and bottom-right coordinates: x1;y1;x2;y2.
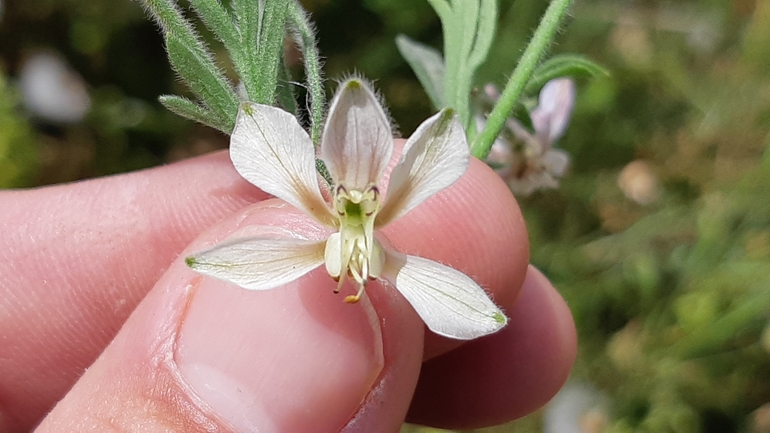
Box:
470;0;574;159
287;0;325;145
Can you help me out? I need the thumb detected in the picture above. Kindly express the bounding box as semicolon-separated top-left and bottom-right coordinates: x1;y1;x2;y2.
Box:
36;200;425;433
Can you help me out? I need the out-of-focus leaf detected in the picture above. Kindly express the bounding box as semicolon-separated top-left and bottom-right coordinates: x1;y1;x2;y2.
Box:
525;54;609;95
396;34;446;110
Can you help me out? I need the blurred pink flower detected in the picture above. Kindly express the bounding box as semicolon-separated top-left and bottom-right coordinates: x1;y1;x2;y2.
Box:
482;78;575;195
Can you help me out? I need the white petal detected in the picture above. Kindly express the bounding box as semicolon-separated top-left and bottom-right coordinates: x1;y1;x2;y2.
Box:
376;109;468;227
231;103;334;226
186;236;326;291
508;178;538;196
543;149;570;177
381;249;507;340
509;172;558;196
324;232;343;279
321;78;394;190
532;78;575;143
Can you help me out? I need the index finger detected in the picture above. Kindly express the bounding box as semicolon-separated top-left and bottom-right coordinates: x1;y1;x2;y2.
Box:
0;151;268;431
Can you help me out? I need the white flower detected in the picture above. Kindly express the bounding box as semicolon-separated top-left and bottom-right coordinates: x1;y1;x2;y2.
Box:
19;52;91;124
186;78;507;340
484;78;574;196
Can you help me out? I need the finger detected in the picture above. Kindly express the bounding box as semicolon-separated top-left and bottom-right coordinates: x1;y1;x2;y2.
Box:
381;157;529;358
0;151;268;431
36;201;426;433
406;266;577;429
2;146;529;428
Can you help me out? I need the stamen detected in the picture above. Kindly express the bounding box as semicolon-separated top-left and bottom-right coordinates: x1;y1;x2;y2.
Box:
327;182;383;303
334;272;346;293
344;280;367;303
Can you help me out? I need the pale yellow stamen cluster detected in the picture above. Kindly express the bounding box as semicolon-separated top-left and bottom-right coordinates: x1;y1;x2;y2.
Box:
324;184;385;303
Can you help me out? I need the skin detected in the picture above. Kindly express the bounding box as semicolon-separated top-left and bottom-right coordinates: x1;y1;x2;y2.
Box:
0;143;576;432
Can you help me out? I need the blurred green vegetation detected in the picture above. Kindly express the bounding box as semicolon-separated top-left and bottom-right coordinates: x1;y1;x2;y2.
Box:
1;0;769;432
0;70;37;187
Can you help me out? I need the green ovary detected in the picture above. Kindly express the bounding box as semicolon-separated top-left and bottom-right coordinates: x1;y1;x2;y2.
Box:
323;184;385;302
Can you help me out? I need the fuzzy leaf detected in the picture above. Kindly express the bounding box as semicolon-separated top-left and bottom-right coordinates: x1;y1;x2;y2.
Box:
254;0;290;104
467;0;497;70
188;0;240;54
525;54;609;95
396;34;446;110
159;95;229;132
288;0;325;144
166;34;239;130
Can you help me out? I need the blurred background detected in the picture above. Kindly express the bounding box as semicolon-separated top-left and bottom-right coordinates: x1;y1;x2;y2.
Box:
1;0;769;432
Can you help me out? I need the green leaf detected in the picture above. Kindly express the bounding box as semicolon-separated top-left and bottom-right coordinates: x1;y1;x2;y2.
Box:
254;0;290;104
188;0;240;54
426;0;499;136
445;1;477;128
188;1;259;105
395;34;446;110
287;0;325;145
140;0;202;49
159;95;230;132
139;0;239;132
525;54;609;95
467;0;497;70
165;33;239;130
233;0;261;100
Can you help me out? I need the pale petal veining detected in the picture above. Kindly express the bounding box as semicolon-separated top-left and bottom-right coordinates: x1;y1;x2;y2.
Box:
188;78;508;340
230;103;334;226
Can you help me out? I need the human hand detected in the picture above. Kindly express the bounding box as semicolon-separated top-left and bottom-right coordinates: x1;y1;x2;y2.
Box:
0;147;576;432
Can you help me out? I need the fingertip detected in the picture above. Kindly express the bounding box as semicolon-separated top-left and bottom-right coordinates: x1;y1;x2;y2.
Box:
406;265;576;429
529;266;578;366
37;200;428;433
382;157;529;357
0;151;270;431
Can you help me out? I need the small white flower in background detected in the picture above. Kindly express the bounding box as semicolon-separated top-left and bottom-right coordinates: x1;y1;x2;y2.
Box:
483;78;575;196
19;52;91;124
186;78;507;340
544;382;608;433
618;160;661;205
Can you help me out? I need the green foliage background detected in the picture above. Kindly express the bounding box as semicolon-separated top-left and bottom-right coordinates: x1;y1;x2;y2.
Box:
1;0;769;432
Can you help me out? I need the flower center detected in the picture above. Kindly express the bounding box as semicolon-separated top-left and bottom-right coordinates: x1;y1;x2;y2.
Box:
324;183;385;303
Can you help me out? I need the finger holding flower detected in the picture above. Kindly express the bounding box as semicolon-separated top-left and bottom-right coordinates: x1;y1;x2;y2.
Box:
187;78;508;340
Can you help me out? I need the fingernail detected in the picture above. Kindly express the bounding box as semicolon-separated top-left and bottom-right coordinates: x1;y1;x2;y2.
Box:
175;271;384;432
